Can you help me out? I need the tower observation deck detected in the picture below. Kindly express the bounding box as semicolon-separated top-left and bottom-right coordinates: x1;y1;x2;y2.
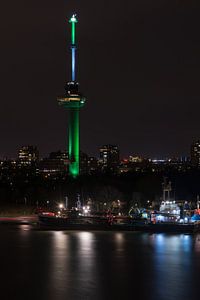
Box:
57;14;86;178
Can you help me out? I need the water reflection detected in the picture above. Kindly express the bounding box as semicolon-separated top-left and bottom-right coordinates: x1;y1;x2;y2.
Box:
19;224;32;236
149;234;193;300
78;231;94;251
194;234;200;252
76;232;102;299
1;228;200;300
48;231;102;299
47;231;70;300
113;232;125;263
115;232;125;246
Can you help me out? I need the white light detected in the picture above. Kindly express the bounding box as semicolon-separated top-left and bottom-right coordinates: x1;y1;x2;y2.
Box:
59;203;63;209
70;14;77;22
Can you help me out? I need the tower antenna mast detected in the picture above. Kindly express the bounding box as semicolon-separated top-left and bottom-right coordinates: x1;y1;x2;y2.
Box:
69;14;77;81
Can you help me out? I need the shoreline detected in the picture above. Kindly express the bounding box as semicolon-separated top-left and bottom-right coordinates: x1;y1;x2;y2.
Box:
0;216;38;225
0;217;198;235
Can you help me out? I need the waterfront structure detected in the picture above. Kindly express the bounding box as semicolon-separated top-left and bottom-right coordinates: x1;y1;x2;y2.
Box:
18;146;39;167
157;178;180;222
191;140;200;167
57;15;86;177
162;177;172;202
99;145;120;172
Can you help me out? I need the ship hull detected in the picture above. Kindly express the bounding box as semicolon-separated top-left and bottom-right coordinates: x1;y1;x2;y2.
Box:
38;215;200;233
133;222;199;233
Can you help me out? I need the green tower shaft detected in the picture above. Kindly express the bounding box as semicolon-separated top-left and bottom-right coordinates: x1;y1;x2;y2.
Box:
57;14;86;178
69;108;79;177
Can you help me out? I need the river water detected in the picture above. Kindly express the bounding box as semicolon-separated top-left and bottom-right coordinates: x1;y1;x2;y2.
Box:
1;225;200;300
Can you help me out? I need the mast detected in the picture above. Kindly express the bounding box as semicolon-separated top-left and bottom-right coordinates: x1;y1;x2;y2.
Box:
69;14;77;82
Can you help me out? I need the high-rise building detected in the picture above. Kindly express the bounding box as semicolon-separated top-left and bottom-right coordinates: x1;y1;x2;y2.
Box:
39;151;69;177
80;152;89;174
191;140;200;167
99;145;120;172
49;151;68;160
80;152;98;175
88;156;98;174
18;146;39;167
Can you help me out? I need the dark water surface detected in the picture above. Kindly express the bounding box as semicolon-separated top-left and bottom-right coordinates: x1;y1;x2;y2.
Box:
1;225;200;300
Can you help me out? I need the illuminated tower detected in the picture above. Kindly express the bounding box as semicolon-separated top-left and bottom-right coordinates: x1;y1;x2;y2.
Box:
57;15;86;177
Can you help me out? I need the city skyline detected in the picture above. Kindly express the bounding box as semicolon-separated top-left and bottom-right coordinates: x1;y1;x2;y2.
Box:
0;3;200;300
0;1;199;158
0;142;195;161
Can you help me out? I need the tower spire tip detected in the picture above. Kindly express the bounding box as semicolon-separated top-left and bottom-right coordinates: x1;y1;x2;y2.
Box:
69;14;78;23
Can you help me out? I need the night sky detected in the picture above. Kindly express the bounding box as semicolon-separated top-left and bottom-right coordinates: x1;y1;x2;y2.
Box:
0;1;199;159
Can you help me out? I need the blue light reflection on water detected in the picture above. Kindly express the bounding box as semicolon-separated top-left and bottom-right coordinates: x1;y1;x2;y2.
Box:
19;230;200;300
1;227;200;300
147;234;194;300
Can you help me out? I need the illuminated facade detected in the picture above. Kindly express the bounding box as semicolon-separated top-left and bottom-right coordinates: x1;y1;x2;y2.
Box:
57;15;86;178
18;146;39;166
129;156;143;163
80;152;98;174
99;145;120;172
191;140;200;167
39;151;69;177
49;151;68;160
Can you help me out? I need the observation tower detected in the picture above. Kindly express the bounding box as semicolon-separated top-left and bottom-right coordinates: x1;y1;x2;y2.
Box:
57;15;86;178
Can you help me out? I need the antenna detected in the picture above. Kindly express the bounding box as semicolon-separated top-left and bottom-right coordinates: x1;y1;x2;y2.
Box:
69;14;78;81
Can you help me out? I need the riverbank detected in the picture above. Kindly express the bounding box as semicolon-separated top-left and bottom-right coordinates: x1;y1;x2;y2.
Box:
0;215;38;224
0;204;36;216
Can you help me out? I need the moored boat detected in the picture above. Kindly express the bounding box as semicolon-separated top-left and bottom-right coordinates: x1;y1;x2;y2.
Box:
37;212;200;233
133;222;200;233
38;211;112;230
